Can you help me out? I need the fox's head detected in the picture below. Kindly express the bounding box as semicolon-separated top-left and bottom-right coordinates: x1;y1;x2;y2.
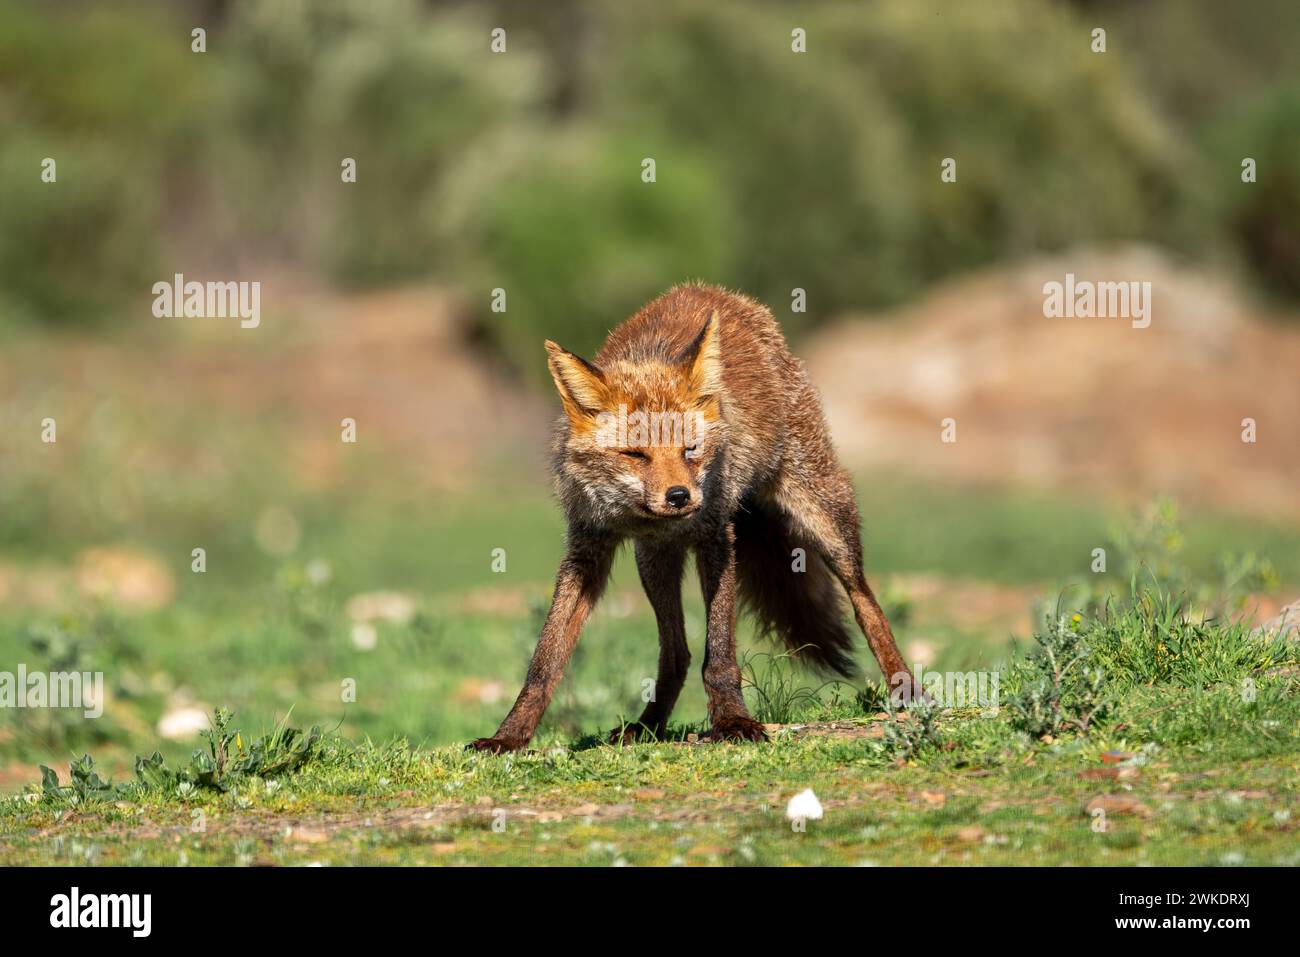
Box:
546;312;725;524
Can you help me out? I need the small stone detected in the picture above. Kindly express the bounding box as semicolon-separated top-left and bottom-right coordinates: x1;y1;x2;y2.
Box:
786;788;824;822
688;845;728;858
1080;768;1120;780
1084;795;1152;818
288;826;329;844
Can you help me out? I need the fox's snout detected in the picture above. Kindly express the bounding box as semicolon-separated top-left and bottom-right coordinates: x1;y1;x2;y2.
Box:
641;478;699;517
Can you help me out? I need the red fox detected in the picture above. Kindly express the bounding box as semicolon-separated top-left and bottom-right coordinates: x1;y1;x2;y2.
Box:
470;283;919;752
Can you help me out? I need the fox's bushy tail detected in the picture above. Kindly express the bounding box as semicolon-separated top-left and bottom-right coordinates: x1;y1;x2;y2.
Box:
733;499;857;678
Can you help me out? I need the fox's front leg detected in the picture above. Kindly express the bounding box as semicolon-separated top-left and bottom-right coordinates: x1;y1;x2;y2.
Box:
470;533;616;753
696;522;768;742
608;541;690;744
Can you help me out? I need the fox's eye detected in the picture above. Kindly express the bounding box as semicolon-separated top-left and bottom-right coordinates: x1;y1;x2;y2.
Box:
684;444;702;461
619;449;648;461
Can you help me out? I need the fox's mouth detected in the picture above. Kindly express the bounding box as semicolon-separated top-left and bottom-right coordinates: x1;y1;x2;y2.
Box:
637;503;700;520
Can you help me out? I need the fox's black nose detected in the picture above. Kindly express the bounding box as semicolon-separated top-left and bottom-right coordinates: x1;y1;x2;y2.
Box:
665;486;691;508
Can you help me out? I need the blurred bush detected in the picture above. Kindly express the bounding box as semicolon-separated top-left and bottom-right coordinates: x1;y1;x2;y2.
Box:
0;135;158;323
1;0;1297;349
588;0;915;341
439;128;737;371
1204;84;1300;302
824;0;1191;275
213;0;539;284
0;2;211;323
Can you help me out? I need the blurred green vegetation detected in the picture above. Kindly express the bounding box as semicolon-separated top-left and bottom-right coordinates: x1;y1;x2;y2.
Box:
1;0;1298;359
1205;83;1300;302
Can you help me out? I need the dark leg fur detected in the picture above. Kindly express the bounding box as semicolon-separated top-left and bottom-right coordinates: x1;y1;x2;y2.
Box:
470;532;617;752
695;521;768;742
608;541;691;744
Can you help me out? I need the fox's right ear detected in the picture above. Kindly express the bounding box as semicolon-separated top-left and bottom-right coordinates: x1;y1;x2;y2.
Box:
545;340;608;419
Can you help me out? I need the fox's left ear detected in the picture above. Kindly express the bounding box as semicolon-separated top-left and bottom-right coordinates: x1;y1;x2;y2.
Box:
679;310;723;401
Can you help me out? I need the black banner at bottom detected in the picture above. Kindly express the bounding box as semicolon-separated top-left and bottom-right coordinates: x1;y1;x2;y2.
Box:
0;865;1276;943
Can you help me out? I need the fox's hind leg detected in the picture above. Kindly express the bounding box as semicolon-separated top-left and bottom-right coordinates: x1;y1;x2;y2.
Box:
608;541;691;744
769;467;920;704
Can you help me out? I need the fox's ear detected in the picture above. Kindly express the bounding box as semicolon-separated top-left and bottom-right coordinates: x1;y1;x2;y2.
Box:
545;340;608;418
679;310;723;401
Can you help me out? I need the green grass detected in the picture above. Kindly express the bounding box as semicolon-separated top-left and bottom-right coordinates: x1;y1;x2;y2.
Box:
7;714;1298;866
4;573;1298;866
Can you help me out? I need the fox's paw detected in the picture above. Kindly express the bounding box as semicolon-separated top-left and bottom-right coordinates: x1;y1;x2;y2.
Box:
707;715;769;743
467;736;525;754
606;722;663;746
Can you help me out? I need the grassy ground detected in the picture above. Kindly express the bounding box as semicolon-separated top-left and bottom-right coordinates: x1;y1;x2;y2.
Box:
8;738;1300;867
2;473;1298;865
8;665;1299;866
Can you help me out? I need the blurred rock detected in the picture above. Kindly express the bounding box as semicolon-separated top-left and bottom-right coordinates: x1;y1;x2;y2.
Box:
157;704;211;741
75;547;174;611
452;678;506;706
806;247;1300;518
350;622;378;651
1253;599;1300;641
346;591;416;624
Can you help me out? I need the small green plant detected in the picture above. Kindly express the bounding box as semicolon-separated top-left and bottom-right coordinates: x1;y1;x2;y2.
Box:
1218;551;1280;611
740;649;844;724
1105;498;1280;615
38;708;326;804
855;679;890;714
1108;497;1187;591
1007;610;1109;738
877;696;944;761
39;754;116;806
135;707;324;794
4;622;122;759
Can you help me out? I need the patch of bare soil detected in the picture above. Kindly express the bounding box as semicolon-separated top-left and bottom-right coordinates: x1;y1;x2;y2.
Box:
0;275;553;493
255;282;552;491
804;246;1300;518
